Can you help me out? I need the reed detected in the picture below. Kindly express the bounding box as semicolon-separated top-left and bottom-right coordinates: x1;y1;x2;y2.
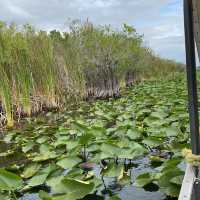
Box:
0;21;183;127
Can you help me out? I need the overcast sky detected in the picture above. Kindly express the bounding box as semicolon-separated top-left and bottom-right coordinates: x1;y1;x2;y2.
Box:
0;0;187;63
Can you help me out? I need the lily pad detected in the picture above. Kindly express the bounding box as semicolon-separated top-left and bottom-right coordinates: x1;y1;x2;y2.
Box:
22;163;42;178
56;157;82;169
0;169;22;191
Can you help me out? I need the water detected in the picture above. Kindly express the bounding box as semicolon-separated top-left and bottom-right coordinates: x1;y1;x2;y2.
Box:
0;124;179;200
18;157;175;200
0;135;27;168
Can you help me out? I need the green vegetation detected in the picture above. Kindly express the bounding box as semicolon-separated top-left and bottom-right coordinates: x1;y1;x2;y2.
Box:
0;19;187;200
0;20;183;127
0;73;189;199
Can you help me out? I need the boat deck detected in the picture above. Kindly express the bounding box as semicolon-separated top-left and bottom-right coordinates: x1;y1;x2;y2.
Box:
179;165;195;200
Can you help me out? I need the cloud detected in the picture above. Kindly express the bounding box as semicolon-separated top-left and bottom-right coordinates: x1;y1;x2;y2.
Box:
0;0;186;63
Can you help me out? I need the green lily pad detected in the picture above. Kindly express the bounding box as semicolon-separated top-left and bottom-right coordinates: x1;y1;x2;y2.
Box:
170;175;184;185
0;169;22;191
56;157;82;169
165;126;181;137
22;141;35;153
126;128;141;140
135;172;159;187
22;163;41;178
28;165;56;187
36;136;49;144
47;178;95;199
102;163;124;178
142;137;163;148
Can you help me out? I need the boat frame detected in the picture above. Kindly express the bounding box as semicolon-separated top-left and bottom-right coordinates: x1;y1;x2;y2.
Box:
179;0;200;199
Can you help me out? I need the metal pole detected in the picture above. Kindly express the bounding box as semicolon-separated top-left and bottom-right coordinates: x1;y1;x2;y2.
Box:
184;0;200;156
184;1;200;198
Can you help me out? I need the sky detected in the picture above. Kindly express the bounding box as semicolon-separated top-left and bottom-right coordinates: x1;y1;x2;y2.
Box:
0;0;188;63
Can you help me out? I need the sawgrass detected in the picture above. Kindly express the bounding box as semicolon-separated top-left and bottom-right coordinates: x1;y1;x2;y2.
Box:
0;21;183;127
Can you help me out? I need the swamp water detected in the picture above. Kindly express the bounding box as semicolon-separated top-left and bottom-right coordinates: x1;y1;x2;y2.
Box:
0;122;181;200
0;78;188;200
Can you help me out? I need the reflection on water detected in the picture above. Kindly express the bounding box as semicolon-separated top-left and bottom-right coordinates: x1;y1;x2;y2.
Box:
19;156;177;200
0;137;28;168
0;131;179;200
120;186;165;200
0;138;177;200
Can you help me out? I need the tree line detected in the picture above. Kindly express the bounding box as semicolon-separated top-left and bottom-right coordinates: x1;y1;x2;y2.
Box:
0;20;183;127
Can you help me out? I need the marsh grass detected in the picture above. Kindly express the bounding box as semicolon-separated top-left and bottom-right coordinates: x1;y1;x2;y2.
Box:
0;21;183;127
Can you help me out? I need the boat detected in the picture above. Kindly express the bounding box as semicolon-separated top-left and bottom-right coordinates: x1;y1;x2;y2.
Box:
179;1;200;200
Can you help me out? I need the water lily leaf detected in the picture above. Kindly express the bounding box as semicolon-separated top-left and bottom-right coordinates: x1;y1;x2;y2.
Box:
39;144;52;154
150;111;168;119
56;157;82;169
64;179;94;199
92;177;102;189
89;126;106;138
46;176;64;194
165;126;181;137
22;163;41;178
39;190;52;200
158;168;184;188
72;121;89;132
126;128;141;140
0;193;10;200
54;136;69;147
130;142;147;158
160;158;182;172
22;141;35;153
143;117;166;127
160;184;180;197
65;168;83;179
170;175;184;185
142;137;163;148
57;127;70;136
66;141;79;151
28;173;49;187
36;136;49;144
87;144;100;152
100;143;121;158
51;178;95;199
95;110;114;121
157;167;184;197
117;137;129;148
28;165;56;187
103;163;124;178
32;144;57;162
32;151;57;162
147;127;166;138
117;142;146;159
135;173;159;187
0;169;22;191
114;126;128;137
136;109;151;118
118;149;134;159
79;133;94;146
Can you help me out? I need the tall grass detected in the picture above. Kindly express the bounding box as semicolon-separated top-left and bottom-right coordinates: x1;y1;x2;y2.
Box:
0;21;183;127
